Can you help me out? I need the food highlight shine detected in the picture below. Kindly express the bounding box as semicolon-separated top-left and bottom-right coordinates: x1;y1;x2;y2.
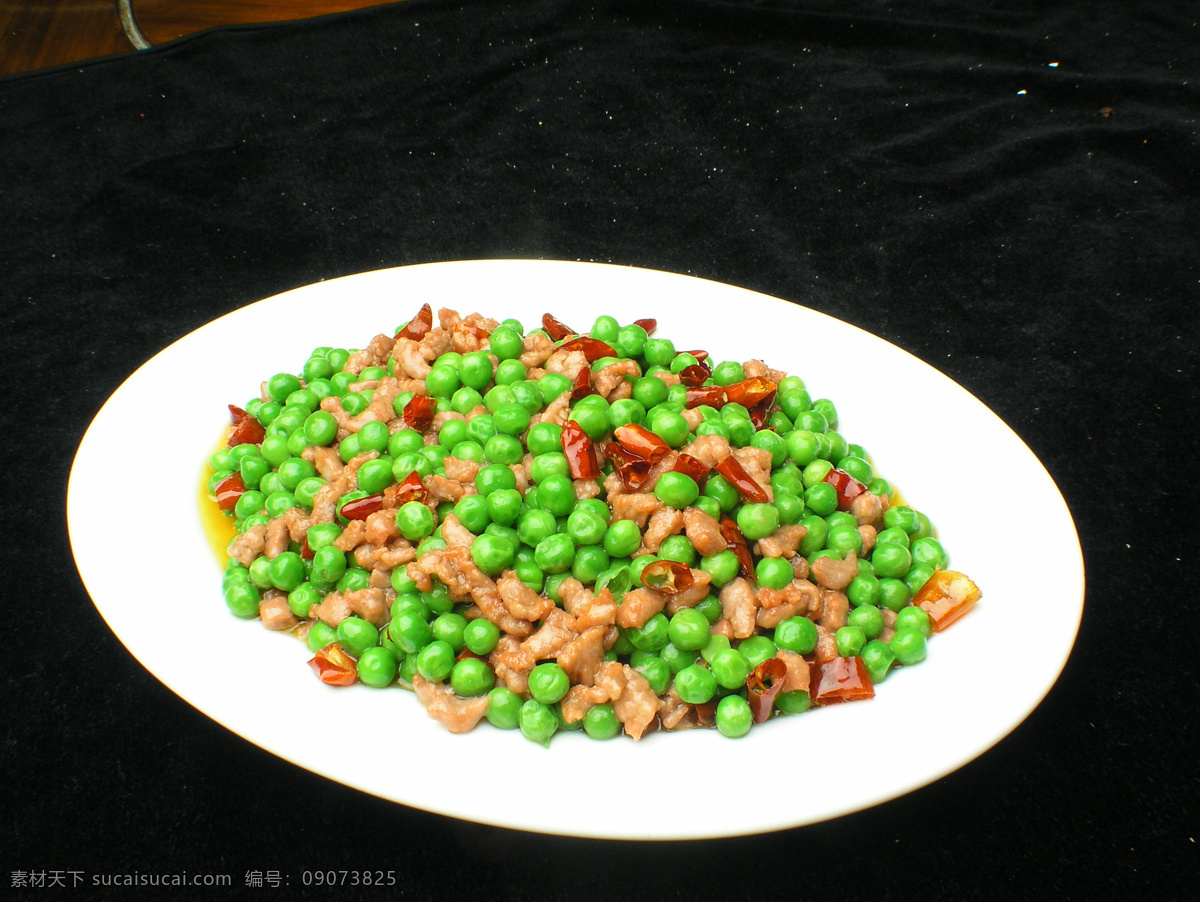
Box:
204;305;981;744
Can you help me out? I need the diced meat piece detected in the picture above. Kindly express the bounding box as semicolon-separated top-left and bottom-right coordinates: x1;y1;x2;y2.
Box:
559;581;618;631
638;507;684;555
310;591;354;627
850;491;885;527
557;625;611;687
776;650;811;693
425;473;472;503
681;408;704;430
393;338;433;379
439;513;476;549
603;470;627;497
259;594;299;631
858;524;877;556
519;331;555;367
683;506;727;557
658;687;697;731
574;478;602;500
754;524;808;559
228;523;266;567
610;493;663;528
544;348;589;381
332;519;367;552
613;665;661;741
345;587;390;627
347;379;401;433
411;674;490;734
283;506;313;543
560;683;610;724
756;579;820;629
653;370;681;386
531;391;570;427
365;509;401;545
615;588;667;630
442;455;479;484
378;538;416;569
488;635;533;695
344;333;395;374
742;359;787;383
520;609;577;660
664;569;714;614
304;444;344;481
683;433;731;468
813;623;839;663
641;450;679;492
811;553;858;591
594;359;640;399
719;577;759;639
309;477;350;524
497;572;556;622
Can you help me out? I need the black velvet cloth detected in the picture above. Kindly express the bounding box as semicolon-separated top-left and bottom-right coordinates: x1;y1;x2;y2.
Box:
2;0;1195;896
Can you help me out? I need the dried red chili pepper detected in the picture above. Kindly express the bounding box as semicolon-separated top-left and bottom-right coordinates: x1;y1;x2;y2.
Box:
673;453;710;488
823;468;866;510
213;472;246;512
226;404;265;447
714;454;770;504
403;393;437;432
569;365;594;402
395;303;433;341
719;517;756;579
385;470;427;507
639;560;695;595
694;700;717;726
633;318;657;335
299;534;315;560
558;335;618;363
810;656;875;705
308;643;358;686
561;420;602;479
603;442;653;490
613;424;671;465
747;392;777;430
684;385;726;409
724;376;777;409
542;313;576;341
746;657;787;723
682;349;711;364
677;364;710;388
340;493;384;521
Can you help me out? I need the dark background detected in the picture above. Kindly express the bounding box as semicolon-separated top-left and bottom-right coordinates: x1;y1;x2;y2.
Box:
2;0;1195;897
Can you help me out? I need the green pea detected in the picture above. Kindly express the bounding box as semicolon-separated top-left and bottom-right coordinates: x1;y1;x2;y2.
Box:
357;646;398;688
566;509;608;546
709;647;752;689
519;699;559;746
895;605;934;638
704;473;740;513
536;474;576;517
699;549;739;588
826;523;863;558
904;563;936;596
667;608;711;652
485;687;522;730
695;594;723;624
737;635;778;669
534;533;576;574
494;358;527;385
890;628;928;666
306;521;342;550
755;556;793;590
337;616;379;658
774;616;818;654
627;613;670;652
631;375;668;409
798;516;829;556
674;664;718;704
711;360;744;386
416;640;456;682
463;618;502;656
648;409;689;447
872;542;913;579
526;422;563;456
736;502;779;541
472;533;515;576
776;689;812;715
450;658;495;697
266;372;302;404
395;501;436;541
715;695;753;738
267;551;305;592
306;621;337;653
224;580;261;619
310;545;348;585
655;471;700;509
861;640;896;683
488;325;524;361
517;508;558;547
537;373;572;405
835;625;867;657
657;535;696;566
582;702;621;740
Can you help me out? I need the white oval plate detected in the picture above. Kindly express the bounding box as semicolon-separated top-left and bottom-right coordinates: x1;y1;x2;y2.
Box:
68;260;1084;840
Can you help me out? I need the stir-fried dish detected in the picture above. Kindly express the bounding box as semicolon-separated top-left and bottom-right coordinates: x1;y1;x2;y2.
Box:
206;306;980;743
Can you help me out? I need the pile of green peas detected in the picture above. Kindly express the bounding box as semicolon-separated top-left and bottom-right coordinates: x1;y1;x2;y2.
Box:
209;311;951;744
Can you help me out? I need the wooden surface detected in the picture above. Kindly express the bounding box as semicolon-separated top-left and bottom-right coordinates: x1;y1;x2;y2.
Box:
0;0;400;77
